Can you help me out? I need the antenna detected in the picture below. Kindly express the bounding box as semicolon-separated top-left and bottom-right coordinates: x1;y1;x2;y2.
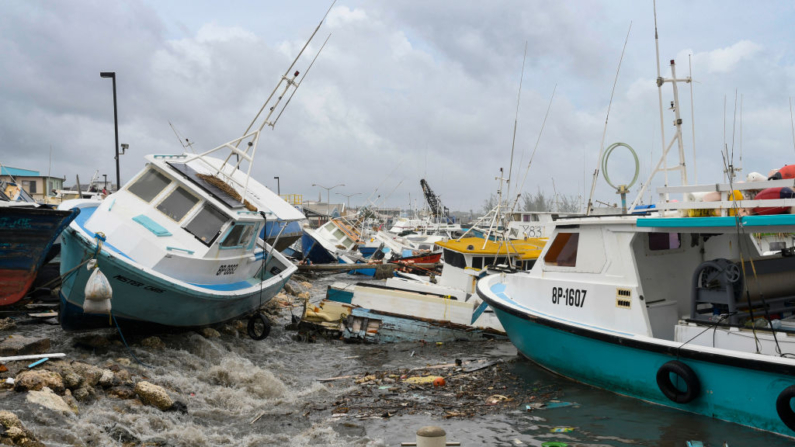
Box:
585;21;632;215
739;94;743;172
169;121;195;153
688;54;697;184
505;42;528;203
510;84;557;215
790;97;795;154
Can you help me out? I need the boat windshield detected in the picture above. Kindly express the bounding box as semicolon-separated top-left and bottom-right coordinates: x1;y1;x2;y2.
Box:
157;187;199;222
184;205;228;245
220;223;256;249
129;169;171;202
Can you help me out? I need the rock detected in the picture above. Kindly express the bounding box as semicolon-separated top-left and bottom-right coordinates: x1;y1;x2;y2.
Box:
0;336;50;357
0;411;22;430
234;320;246;332
134;382;173;411
71;362;103;387
108;364;120;372
106;424;139;444
0;318;16;331
140;336;165;350
73;334;111;349
26;387;75;415
218;324;237;336
300;281;313;290
72;385;93;403
63;372;83;390
200;328;220;338
114;369;132;385
107;385;136;400
283;282;298;296
116;358;131;367
167;401;188;414
297;292;310;300
5;426;24;442
98;370;116;388
62;390;79;414
14;370;64;392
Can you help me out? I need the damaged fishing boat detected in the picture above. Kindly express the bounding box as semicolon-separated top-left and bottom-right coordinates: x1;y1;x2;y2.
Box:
57;6;333;333
316;236;544;343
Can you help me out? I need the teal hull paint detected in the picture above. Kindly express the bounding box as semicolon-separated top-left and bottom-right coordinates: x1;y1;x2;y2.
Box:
59;227;290;329
493;306;795;436
326;286;354;304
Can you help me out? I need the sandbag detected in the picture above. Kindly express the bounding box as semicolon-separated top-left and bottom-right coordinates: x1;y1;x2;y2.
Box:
84;261;113;302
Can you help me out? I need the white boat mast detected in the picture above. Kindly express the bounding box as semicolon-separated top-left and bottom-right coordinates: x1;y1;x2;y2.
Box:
629;0;693;212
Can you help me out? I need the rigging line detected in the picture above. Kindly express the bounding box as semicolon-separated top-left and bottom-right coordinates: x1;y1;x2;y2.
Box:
512;84;557;215
730;88;738;176
585;21;632;215
511;41;529;202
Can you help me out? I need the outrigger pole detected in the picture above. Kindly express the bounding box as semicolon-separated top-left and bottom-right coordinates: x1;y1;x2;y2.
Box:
187;1;335;207
585;22;631;215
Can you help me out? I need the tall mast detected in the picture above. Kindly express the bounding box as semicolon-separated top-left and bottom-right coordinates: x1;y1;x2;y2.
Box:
505;42;528;204
628;0;693;212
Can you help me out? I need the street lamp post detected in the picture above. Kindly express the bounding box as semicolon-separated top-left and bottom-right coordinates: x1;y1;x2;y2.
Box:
312;183;344;218
274;176;280;195
102;174;108;190
336;192;361;213
99;72;120;189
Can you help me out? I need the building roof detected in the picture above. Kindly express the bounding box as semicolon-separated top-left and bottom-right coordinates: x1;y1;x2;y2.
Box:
1;166;40;177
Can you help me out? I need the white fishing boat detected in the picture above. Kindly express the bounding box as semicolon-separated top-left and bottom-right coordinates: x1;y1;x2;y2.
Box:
57;5;334;336
478;5;795;436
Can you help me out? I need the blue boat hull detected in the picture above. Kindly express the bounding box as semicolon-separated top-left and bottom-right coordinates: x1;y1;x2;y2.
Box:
481;288;795;437
300;231;336;264
262;220;302;251
358;246;377;258
59;221;290;330
0;207;79;306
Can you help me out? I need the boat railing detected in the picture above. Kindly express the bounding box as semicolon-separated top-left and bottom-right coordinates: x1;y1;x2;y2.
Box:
655;179;795;216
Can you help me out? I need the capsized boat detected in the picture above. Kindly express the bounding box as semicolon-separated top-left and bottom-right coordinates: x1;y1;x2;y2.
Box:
322;236;545;343
301;217;362;264
57;6;332;332
0;198;79;306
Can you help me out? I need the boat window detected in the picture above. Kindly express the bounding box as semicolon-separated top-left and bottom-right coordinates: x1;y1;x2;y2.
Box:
443;249;467;269
157;187;199;222
472;256;483;269
221;223;257;249
129;169;171;202
649;233;681;251
484;257;495;266
544;233;579;267
332;228;345;240
184;205;228;246
495;257;507;266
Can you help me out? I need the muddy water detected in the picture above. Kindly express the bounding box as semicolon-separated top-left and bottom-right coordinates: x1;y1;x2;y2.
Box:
3;272;794;446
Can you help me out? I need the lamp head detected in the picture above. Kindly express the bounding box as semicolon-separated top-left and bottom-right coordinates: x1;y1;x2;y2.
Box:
120;143;129;155
99;72;115;78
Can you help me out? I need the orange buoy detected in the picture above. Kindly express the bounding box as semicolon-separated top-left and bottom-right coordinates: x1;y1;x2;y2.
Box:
769;165;795;180
433;377;446;387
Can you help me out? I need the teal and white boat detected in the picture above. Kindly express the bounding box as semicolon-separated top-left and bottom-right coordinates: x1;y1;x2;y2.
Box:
57;7;332;333
478;5;795;437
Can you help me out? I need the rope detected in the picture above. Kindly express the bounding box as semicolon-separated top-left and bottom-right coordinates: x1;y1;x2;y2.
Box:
112;312;152;368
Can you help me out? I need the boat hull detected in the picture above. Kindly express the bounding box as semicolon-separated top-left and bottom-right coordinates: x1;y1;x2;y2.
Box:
479;283;795;437
301;231;336;264
59;223;292;330
0;207;79;306
263;220;302;251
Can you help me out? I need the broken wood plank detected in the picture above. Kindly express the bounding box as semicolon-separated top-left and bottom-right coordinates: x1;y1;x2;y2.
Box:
317;374;358;383
27;312;57;318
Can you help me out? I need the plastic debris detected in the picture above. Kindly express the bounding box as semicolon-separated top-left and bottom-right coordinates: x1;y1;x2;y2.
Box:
550;427;575;433
4;378;14;385
541;443;569;447
686;442;704;447
527;401;577;411
27;357;49;369
404;375;443;385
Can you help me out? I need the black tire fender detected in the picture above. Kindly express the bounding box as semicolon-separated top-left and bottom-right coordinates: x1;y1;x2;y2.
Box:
656;360;700;404
776;385;795;431
247;313;272;340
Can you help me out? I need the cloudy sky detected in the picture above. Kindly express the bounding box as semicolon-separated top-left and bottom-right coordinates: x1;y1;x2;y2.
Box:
2;1;794;212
